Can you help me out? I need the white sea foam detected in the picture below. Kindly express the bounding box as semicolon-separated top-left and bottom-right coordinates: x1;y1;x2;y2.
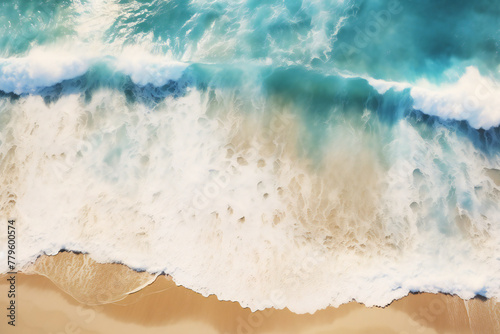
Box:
0;87;499;313
367;66;500;129
0;45;189;93
411;67;500;129
366;77;411;94
115;47;189;86
0;49;90;94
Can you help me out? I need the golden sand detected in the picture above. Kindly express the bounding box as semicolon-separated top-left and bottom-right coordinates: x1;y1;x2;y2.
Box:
1;252;499;334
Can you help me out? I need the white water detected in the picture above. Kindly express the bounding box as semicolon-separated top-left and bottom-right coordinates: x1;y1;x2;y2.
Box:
0;86;499;313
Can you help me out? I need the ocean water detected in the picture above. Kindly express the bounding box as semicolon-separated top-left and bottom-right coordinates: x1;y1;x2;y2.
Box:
0;0;499;313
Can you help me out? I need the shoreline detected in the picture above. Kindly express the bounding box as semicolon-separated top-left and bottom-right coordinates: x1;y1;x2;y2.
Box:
1;252;499;333
23;249;495;309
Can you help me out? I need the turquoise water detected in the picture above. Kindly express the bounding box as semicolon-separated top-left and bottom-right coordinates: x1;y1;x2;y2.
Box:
2;0;499;79
0;0;499;313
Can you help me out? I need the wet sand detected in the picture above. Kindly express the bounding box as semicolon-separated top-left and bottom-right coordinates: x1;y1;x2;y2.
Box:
0;253;499;334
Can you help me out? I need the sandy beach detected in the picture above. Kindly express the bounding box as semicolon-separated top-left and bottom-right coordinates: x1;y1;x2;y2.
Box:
0;252;498;334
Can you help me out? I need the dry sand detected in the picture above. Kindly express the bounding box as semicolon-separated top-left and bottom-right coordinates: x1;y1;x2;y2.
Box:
0;252;499;334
